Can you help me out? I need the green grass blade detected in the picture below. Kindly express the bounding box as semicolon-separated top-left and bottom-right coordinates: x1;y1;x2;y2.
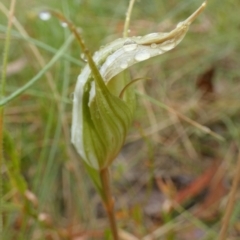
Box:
0;34;74;106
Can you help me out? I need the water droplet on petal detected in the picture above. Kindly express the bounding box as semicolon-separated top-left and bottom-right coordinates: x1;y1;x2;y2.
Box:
120;62;128;69
123;39;137;52
80;53;87;62
60;21;68;28
39;11;51;21
124;39;135;45
158;49;164;54
134;51;150;62
160;40;176;51
151;43;157;48
123;44;137;52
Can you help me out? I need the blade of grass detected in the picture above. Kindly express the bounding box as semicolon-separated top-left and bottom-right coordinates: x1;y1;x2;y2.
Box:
0;1;62;108
219;150;240;240
137;82;159;143
0;0;16;236
169;113;198;159
123;0;136;38
0;3;78;179
0;34;74;106
5;86;71;103
142;203;218;240
0;24;82;66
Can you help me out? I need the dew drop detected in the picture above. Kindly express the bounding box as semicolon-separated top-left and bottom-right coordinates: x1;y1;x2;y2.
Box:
80;53;87;62
124;39;131;44
39;11;51;21
160;40;176;51
120;62;128;69
134;51;150;62
123;39;137;52
60;21;68;28
123;43;137;52
151;43;157;49
158;49;164;54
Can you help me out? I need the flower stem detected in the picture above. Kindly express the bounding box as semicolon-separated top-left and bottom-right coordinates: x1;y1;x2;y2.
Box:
100;168;119;240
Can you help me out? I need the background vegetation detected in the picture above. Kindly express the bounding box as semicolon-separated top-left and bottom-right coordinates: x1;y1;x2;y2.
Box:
1;0;240;239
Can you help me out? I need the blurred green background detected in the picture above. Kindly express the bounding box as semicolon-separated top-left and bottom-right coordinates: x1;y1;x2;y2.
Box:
1;0;240;239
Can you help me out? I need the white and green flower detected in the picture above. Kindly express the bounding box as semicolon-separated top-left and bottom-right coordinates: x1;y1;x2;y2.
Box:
71;2;206;170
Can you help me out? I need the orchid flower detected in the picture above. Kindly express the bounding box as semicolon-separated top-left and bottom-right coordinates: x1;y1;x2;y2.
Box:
71;2;207;171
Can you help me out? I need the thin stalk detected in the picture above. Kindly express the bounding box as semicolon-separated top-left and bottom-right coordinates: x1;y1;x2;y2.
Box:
123;0;136;38
100;168;119;240
0;0;16;235
47;11;106;88
219;151;240;240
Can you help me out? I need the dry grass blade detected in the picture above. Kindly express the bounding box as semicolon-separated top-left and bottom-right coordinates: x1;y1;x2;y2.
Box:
137;82;159;143
119;229;139;240
142;220;183;240
219;151;240;240
169;113;198;159
136;91;225;141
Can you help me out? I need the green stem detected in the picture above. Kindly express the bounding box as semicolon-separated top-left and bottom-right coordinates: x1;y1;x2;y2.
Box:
47;11;109;94
0;0;15;97
0;112;3;235
123;0;136;38
100;168;119;240
0;0;16;236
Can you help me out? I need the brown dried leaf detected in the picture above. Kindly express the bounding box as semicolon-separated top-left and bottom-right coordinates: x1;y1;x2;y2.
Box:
193;162;227;220
196;67;215;97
